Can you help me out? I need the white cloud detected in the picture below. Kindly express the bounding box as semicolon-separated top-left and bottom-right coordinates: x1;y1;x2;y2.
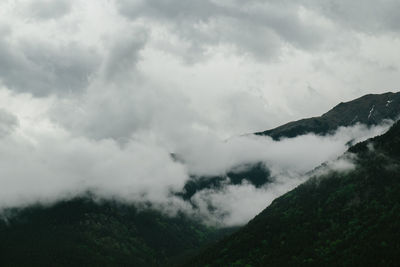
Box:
0;124;190;212
173;122;392;177
0;91;391;226
191;177;305;226
0;93;189;211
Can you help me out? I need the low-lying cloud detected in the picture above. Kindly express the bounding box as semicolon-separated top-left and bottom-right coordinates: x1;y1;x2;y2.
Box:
179;122;390;226
0;124;188;211
175;121;392;177
0;95;393;225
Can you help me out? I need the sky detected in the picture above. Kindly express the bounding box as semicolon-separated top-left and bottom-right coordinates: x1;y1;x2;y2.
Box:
0;0;399;225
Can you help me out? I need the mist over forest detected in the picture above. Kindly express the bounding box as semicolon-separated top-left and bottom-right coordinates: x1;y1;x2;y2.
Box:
0;0;400;266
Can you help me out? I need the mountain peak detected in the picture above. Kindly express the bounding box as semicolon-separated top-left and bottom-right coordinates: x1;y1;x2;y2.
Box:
256;91;400;140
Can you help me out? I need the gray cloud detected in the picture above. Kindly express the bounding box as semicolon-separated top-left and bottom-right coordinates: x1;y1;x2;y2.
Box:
116;0;327;61
0;109;18;138
51;78;197;142
302;0;400;34
117;0;219;21
104;31;148;80
24;0;73;20
115;0;400;63
0;35;100;97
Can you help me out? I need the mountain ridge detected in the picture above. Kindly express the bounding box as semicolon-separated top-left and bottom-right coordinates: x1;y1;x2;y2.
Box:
255;91;400;140
181;92;400;200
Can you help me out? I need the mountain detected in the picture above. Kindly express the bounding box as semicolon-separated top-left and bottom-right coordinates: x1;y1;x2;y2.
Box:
256;92;400;140
0;197;236;266
187;120;400;266
2;92;400;267
180;92;400;200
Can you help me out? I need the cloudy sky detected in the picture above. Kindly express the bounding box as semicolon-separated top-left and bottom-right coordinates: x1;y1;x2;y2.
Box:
0;0;399;225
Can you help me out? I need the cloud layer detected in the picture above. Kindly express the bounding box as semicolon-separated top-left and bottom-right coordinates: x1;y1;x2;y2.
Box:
0;91;392;225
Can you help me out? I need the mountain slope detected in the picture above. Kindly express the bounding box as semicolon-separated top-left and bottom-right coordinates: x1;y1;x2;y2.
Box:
1;92;399;267
180;92;400;204
188;121;400;266
181;92;400;196
0;198;235;267
256;92;400;140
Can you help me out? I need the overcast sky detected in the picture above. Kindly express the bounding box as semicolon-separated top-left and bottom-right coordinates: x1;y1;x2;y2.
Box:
0;0;399;225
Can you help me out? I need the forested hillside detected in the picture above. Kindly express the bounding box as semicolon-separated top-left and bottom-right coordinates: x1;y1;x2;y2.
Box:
188;121;400;266
0;198;236;266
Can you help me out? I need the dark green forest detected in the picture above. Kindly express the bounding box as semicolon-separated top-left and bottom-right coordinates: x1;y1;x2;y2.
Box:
0;198;236;266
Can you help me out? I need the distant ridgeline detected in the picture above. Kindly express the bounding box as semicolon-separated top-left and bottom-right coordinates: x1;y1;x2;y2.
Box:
256;92;400;140
178;92;400;201
187;121;400;266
